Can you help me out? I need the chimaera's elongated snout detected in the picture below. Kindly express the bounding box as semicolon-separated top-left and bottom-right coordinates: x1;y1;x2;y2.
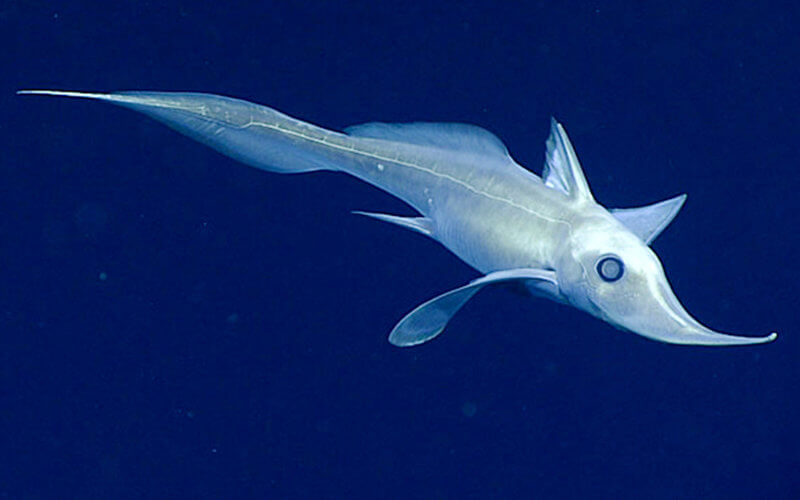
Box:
563;225;777;346
608;270;776;346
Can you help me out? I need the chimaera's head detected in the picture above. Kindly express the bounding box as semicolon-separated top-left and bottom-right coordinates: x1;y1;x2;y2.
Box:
545;119;776;346
554;211;775;345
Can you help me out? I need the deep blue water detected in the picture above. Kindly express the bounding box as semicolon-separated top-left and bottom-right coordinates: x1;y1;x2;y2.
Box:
2;2;798;498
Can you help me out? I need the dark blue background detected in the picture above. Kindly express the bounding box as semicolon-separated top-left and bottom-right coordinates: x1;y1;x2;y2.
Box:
2;2;797;498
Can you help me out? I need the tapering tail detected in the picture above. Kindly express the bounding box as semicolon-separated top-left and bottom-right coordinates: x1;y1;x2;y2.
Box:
18;90;343;174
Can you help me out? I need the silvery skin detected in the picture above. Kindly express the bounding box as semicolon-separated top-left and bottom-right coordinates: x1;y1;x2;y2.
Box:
19;90;777;347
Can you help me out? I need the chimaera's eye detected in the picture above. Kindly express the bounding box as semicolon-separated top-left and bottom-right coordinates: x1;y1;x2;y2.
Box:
596;255;625;282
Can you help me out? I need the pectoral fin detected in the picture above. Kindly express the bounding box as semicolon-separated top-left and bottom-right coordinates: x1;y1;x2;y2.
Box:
611;194;687;245
389;268;558;346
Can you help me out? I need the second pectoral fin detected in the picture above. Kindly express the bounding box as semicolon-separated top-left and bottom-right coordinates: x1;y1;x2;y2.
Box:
353;211;434;237
389;268;558;347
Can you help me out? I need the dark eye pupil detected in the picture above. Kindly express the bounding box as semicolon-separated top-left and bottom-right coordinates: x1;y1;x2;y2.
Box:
597;256;624;282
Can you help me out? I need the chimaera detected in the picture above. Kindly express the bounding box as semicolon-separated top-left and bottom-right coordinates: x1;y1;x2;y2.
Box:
19;89;777;347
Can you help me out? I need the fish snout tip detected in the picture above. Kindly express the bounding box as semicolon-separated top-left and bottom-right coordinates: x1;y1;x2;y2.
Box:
667;323;779;346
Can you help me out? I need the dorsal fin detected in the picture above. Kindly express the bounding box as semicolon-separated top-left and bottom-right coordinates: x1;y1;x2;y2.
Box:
345;122;511;160
543;118;594;202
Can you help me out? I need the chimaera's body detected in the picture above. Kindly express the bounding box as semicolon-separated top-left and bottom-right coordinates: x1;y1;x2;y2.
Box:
20;90;777;346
